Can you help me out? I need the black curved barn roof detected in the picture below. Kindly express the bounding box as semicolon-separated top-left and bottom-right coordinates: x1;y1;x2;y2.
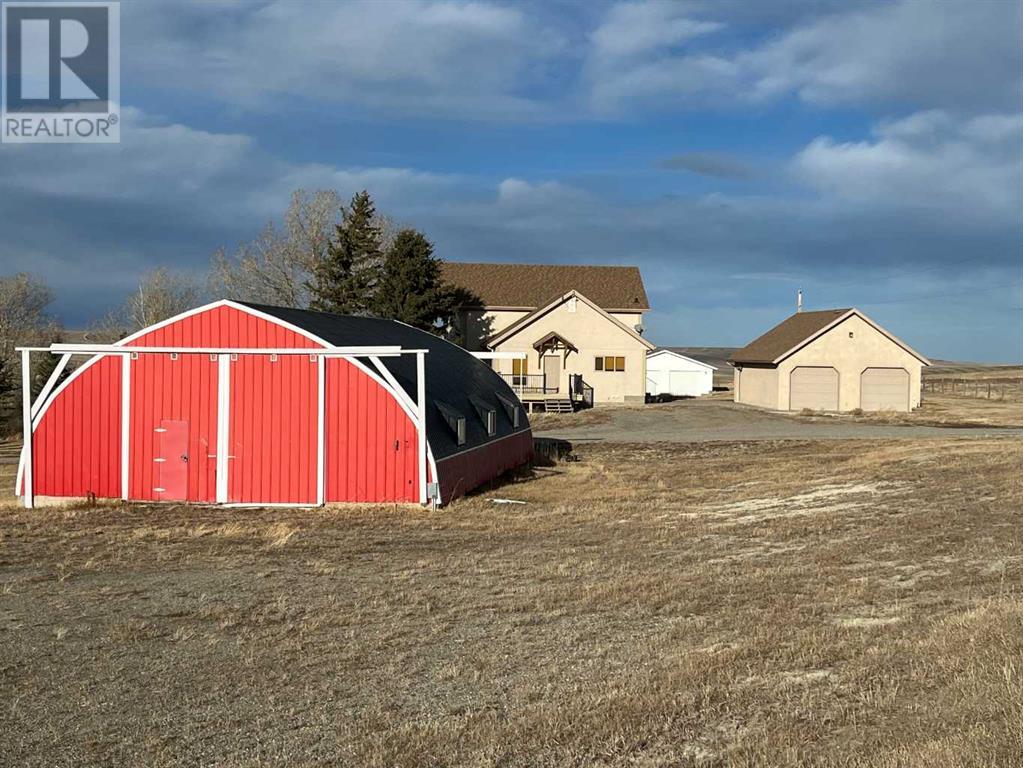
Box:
239;303;530;461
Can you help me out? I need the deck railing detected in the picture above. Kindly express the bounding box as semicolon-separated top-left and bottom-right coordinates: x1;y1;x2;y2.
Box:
572;375;594;408
499;373;558;396
499;373;595;406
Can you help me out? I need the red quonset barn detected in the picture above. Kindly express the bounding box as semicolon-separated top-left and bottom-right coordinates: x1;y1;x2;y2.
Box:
16;301;533;507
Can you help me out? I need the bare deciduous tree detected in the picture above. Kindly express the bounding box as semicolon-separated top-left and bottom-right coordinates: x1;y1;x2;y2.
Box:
209;189;342;307
0;273;59;359
89;267;202;342
128;267;201;329
0;273;62;435
209;189;400;308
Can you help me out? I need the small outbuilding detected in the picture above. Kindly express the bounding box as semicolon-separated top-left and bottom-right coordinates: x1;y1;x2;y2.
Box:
16;300;533;508
730;308;930;412
645;349;716;398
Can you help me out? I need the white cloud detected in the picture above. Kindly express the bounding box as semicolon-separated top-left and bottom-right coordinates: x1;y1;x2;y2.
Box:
590;2;722;61
0;109;256;206
745;1;1023;109
0;109;464;308
116;1;1023;121
0;109;460;223
584;1;730;114
793;111;1023;221
126;0;565;119
585;0;1023;114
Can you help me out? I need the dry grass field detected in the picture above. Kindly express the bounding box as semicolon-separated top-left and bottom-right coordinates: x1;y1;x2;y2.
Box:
794;393;1023;429
1;436;1021;767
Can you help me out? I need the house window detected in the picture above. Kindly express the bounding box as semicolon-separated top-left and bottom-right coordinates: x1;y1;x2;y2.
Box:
512;357;529;386
595;356;626;372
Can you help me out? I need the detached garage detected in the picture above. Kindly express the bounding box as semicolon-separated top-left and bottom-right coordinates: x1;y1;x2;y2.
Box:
646;349;715;398
730;308;929;413
16;300;533;508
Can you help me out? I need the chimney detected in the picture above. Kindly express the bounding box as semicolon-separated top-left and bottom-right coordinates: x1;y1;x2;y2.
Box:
797;288;803;313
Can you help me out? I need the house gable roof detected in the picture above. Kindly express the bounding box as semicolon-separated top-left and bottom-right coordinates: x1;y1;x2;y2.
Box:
533;331;578;353
730;308;930;366
488;290;656;351
440;262;649;311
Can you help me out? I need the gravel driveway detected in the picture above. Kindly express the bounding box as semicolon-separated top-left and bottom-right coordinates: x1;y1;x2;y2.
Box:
533;399;1023;443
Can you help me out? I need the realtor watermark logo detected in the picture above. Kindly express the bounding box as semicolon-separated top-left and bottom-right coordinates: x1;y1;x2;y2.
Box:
2;1;119;143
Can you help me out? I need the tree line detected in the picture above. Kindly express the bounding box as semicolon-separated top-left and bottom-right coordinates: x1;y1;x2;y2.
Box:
210;189;473;329
0;189;477;437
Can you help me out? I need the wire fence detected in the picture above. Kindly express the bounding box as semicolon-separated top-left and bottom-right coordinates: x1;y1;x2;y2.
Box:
923;377;1023;401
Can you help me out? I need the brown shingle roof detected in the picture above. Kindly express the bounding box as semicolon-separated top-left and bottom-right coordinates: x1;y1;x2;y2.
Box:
440;262;649;311
730;308;853;364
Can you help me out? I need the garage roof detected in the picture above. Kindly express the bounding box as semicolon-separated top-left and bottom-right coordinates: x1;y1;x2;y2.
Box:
730;308;930;365
238;303;529;460
648;348;716;370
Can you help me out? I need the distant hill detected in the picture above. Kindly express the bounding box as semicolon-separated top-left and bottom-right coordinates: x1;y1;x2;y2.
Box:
927;361;1023;375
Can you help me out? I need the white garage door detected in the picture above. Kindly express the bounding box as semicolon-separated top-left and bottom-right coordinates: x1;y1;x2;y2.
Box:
860;367;909;412
668;370;705;397
790;367;839;411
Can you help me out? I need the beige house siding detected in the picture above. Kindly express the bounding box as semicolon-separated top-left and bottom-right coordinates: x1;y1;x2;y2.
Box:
776;314;922;411
459;308;646;352
609;311;645;331
491;299;649;403
457;309;529;351
734;365;779;409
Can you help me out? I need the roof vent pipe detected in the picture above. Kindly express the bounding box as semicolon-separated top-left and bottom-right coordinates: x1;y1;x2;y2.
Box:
797;288;803;313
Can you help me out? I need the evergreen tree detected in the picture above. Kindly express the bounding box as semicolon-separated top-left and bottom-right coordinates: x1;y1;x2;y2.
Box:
31;346;64;400
374;229;458;332
307;191;382;314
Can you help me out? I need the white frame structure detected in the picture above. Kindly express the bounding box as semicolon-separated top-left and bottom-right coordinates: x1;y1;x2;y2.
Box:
17;339;431;510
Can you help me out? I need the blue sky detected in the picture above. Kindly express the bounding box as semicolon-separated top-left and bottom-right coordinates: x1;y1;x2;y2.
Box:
2;0;1021;361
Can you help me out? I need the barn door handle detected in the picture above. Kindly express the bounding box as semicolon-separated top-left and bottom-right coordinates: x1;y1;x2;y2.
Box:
394;440;399;451
181;453;189;463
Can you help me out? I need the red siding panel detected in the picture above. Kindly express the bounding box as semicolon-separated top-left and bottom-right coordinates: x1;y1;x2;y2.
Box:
435;430;534;503
325;358;418;503
228;354;318;504
127;304;319;349
32;355;121;499
129;353;218;502
125;304;317;503
24;303;440;506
